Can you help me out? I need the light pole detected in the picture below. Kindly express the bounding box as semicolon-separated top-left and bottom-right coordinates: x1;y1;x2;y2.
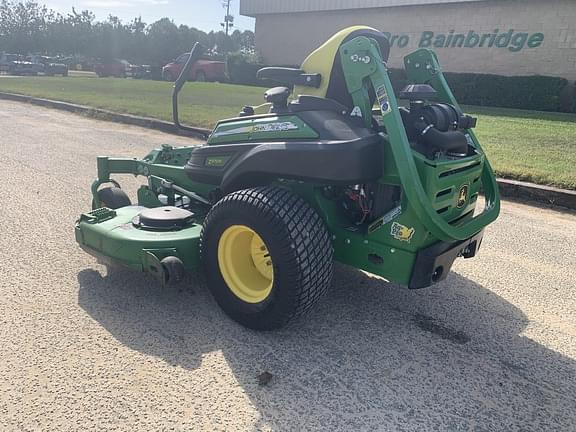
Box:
220;0;234;36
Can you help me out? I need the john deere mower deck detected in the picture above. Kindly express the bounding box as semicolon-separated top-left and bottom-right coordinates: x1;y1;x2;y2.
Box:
75;26;500;330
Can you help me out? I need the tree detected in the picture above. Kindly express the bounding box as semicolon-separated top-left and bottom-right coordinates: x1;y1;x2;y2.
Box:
231;29;255;53
0;1;256;66
0;1;54;53
146;18;181;64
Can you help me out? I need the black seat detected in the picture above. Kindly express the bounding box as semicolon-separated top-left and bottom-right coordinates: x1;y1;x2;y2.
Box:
183;28;393;191
257;67;321;88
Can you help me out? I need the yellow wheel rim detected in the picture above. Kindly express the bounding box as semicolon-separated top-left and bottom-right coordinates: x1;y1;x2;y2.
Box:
217;225;274;303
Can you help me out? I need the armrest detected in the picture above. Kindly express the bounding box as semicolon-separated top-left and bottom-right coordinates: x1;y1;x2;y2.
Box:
257;67;321;88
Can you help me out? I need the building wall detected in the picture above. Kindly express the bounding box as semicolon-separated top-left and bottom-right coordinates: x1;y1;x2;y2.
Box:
252;0;576;80
241;0;486;15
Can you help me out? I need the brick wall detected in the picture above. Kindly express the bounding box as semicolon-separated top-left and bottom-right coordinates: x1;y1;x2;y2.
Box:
253;0;576;80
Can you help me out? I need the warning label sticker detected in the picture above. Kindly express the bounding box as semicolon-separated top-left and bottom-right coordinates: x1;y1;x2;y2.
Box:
376;86;392;115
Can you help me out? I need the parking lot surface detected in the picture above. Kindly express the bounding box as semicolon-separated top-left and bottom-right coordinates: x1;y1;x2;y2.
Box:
1;101;575;431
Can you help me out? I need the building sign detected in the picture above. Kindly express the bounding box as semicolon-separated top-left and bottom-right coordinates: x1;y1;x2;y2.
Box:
383;29;545;52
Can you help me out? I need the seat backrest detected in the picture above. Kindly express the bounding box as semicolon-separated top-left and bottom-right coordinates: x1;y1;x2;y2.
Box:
294;26;391;111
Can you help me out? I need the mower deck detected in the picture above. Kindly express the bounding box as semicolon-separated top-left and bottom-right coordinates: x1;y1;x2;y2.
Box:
76;206;202;276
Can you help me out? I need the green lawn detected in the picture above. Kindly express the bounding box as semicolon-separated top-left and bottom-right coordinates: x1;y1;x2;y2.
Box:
0;76;264;129
1;75;575;190
465;106;576;190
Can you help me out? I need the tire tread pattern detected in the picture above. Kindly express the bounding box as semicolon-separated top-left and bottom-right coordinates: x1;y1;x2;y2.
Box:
201;186;333;329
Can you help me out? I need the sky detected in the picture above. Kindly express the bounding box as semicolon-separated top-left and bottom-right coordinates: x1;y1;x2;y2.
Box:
41;0;255;32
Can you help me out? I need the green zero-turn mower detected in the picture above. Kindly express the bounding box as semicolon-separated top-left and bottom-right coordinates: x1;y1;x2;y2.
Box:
75;26;500;330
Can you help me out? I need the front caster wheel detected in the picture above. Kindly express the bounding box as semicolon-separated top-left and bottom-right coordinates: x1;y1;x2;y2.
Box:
201;187;333;330
161;256;185;285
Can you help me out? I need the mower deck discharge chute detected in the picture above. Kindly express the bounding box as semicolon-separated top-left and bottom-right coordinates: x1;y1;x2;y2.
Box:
76;26;500;330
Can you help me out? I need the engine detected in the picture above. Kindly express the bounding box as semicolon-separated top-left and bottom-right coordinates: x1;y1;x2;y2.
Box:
398;84;477;159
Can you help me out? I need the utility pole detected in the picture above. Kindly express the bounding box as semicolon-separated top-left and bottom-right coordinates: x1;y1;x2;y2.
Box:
220;0;234;36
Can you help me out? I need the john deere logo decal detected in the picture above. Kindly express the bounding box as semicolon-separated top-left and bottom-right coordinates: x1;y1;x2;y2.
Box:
391;222;415;243
457;185;469;208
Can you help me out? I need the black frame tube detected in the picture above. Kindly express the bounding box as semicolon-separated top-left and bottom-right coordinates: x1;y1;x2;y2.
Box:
172;42;211;139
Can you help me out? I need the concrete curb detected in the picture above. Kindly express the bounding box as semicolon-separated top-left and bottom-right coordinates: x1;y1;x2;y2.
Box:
0;91;211;139
496;178;576;210
2;91;575;210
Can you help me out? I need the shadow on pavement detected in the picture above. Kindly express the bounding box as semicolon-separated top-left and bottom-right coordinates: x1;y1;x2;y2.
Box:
77;265;576;431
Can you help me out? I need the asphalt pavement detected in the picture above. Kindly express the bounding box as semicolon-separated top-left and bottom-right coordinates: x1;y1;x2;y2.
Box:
1;100;575;431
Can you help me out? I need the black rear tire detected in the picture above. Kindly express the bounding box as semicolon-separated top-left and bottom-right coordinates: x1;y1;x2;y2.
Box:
93;187;131;210
201;187;333;330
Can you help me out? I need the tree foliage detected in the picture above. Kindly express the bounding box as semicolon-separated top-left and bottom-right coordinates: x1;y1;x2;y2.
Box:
0;1;255;65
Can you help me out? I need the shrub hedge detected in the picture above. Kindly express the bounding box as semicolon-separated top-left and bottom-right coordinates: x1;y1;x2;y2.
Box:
226;53;264;87
444;72;571;112
227;55;575;112
386;68;573;112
